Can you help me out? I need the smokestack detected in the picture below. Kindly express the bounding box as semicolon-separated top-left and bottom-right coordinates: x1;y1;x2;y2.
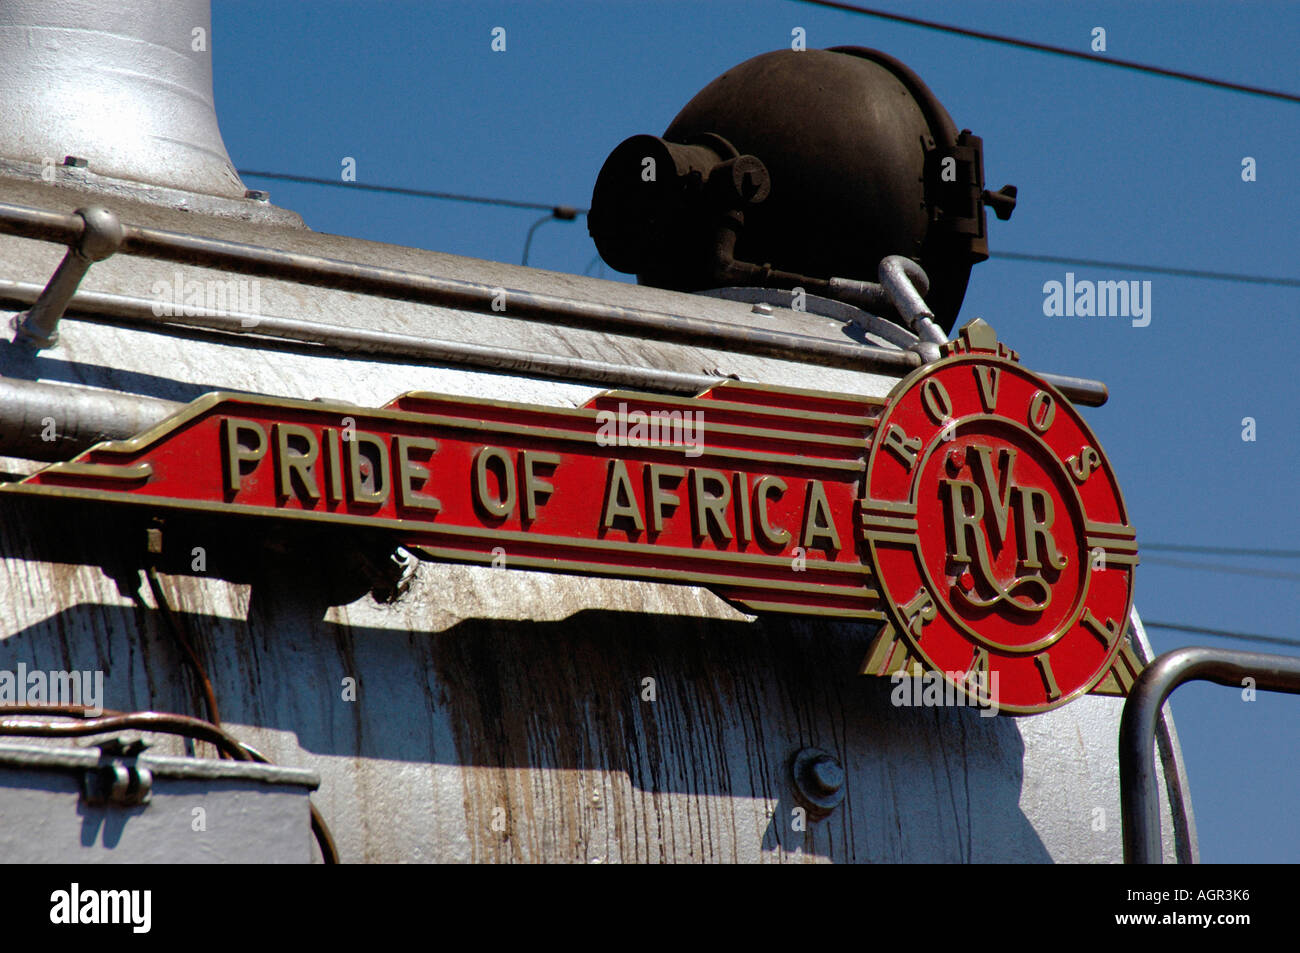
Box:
0;0;285;216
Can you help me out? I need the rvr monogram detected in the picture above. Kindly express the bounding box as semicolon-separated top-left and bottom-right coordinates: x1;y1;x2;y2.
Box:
942;445;1067;614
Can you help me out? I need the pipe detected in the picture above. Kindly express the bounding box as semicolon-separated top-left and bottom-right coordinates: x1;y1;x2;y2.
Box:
0;282;721;397
11;206;123;348
1119;646;1300;863
829;257;947;346
0;200;1109;405
878;256;947;345
0;375;181;461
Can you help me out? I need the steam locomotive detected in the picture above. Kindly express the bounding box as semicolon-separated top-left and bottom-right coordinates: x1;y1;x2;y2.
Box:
0;0;1200;863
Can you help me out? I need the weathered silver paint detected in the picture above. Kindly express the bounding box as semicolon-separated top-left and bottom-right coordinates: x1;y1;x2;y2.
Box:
0;160;1194;864
0;198;1110;405
0;0;244;198
0;741;319;862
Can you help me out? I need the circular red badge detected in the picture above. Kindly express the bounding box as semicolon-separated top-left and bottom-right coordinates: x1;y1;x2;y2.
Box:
862;321;1137;714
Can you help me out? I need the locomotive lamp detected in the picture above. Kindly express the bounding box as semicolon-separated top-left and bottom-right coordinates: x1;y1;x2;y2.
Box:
589;47;1018;331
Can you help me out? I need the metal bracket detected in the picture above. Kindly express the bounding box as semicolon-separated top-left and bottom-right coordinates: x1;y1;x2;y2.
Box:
1120;646;1300;863
10;205;123;349
79;735;154;808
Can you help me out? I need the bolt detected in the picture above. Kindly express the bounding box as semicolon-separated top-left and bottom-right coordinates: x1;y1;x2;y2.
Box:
751;302;774;315
792;747;845;815
807;755;844;796
947;448;966;471
244;189;270;202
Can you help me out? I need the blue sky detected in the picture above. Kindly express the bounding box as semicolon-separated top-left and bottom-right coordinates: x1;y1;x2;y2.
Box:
213;0;1299;862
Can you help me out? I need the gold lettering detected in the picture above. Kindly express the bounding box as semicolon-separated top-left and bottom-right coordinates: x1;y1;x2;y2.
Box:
966;646;991;698
882;423;922;469
967;444;1017;548
943;478;983;564
1014;485;1067;570
734;472;753;544
322;428;344;503
1028;390;1056;433
1035;652;1062;701
520;450;560;522
347;431;390;505
691;468;733;543
1081;607;1120;649
921;378;953;424
394;435;441;513
975;365;1000;411
800;480;841;554
754;475;791;546
473;446;516;517
602;459;644;532
899;587;937;639
645;463;685;533
221;418;267;495
1068;446;1101;484
273;423;321;503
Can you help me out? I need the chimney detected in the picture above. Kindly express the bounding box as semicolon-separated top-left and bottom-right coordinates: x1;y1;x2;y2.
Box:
0;0;292;218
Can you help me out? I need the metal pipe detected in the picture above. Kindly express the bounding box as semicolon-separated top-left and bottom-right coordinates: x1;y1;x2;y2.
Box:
878;256;948;345
0;282;720;397
825;276;891;315
122;217;922;374
10;207;123;348
0;200;1109;404
829;258;947;346
1;201;918;373
1120;646;1300;863
0;376;181;461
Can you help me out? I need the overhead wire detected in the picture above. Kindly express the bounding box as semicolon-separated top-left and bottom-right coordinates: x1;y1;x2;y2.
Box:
991;252;1300;290
788;0;1300;104
1142;543;1300;559
237;170;1299;289
1140;622;1300;652
238;170;588;215
1141;557;1300;583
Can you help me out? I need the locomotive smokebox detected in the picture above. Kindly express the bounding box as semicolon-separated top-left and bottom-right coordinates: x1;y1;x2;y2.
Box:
589;48;1017;331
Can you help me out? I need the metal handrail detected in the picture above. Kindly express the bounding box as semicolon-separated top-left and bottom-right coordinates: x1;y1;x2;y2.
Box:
0;200;1111;406
1120;645;1300;863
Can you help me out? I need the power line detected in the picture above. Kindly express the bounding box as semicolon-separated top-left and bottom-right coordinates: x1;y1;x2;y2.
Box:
238;170;588;215
1142;557;1300;583
1142;621;1300;652
239;169;1299;290
790;0;1300;104
1143;543;1300;559
992;252;1300;289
